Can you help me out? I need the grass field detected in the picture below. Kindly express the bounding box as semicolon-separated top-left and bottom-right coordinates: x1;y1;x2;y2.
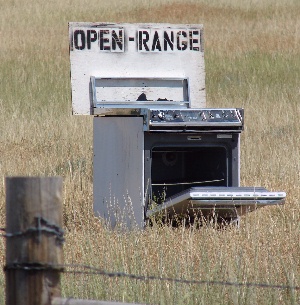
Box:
0;0;299;304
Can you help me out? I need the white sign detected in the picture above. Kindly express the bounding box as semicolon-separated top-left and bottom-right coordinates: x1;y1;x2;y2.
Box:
69;23;205;115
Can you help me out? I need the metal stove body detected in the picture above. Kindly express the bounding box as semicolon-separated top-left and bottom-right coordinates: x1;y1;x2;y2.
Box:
93;107;285;228
144;108;243;221
143;108;285;223
69;22;286;229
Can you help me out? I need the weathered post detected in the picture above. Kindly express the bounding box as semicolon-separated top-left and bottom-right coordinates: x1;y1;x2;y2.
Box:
5;177;63;305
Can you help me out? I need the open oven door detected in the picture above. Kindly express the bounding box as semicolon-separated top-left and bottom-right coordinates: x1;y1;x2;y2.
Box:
146;187;286;224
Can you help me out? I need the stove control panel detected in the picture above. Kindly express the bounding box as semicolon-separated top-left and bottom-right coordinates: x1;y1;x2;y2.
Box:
149;108;244;125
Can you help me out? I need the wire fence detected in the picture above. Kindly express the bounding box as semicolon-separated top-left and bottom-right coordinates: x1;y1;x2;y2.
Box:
1;225;299;292
63;264;300;291
2;259;300;292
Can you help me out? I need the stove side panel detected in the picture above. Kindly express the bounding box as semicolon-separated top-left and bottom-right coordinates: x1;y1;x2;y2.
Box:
93;117;144;229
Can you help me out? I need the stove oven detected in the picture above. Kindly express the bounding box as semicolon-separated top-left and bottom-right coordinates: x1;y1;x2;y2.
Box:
144;108;241;213
93;107;285;228
69;22;286;229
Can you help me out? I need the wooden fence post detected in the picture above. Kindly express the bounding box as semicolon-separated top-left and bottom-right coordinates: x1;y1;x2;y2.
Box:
5;177;63;305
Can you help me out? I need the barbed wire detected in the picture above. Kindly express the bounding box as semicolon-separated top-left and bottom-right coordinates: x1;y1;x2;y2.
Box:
60;264;300;291
0;217;64;243
1;223;299;292
6;262;297;291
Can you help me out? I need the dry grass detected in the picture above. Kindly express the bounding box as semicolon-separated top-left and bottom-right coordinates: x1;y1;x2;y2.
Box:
0;0;299;304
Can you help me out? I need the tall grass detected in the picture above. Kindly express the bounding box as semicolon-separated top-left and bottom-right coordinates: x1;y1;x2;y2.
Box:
0;0;299;304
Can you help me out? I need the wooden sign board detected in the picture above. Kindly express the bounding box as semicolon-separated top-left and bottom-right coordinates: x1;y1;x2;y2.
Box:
69;23;205;115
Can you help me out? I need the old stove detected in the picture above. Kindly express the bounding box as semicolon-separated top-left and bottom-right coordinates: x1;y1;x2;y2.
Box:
69;22;286;228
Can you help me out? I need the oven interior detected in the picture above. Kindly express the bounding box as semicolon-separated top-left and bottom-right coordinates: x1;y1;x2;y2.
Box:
150;146;228;204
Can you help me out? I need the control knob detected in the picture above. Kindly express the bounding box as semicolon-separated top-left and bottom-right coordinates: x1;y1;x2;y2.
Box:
157;111;165;120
